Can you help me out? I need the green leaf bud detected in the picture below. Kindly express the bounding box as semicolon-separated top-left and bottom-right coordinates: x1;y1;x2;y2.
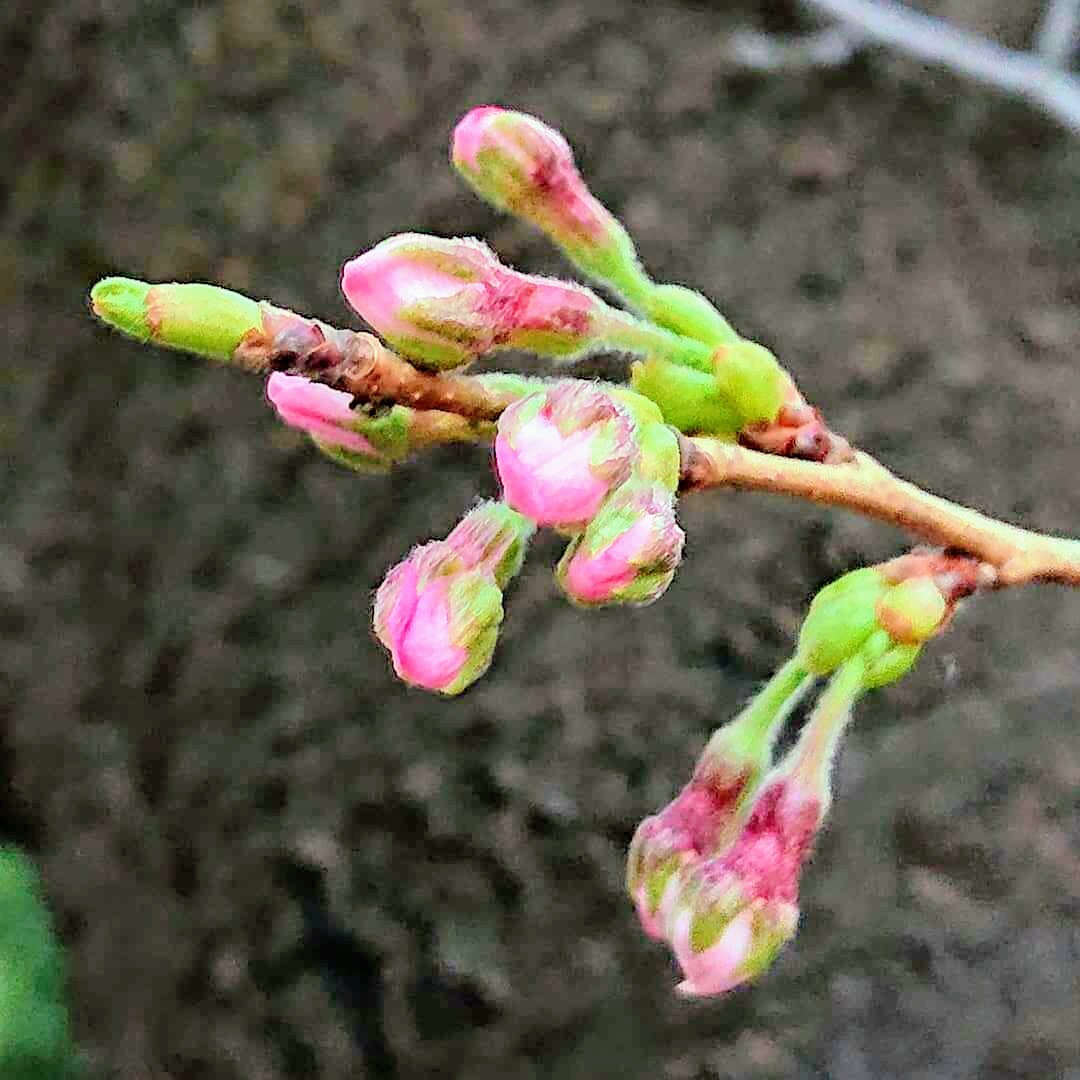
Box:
91;278;263;362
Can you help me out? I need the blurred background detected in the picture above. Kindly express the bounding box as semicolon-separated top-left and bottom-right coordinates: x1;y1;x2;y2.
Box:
3;1;1080;1076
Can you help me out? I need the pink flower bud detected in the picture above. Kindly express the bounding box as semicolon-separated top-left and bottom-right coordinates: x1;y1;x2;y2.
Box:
557;481;684;606
266;373;377;456
639;656;865;997
626;753;759;941
663;774;819;996
493;383;638;529
452;106;619;253
373;503;534;695
373;542;503;696
341;234;601;370
444;501;535;587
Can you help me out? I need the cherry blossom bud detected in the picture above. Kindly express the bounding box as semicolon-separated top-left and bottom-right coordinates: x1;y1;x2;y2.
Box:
627;659;810;940
373;503;533;695
445;501;535;588
664;778;812;996
557;481;684;606
494;382;638;529
266;373;407;472
657;657;864;996
373;542;503;696
451;106;648;301
341;234;601;370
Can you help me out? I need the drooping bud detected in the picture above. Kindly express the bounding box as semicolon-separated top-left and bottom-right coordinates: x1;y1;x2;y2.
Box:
494;382;638;529
373;503;533;695
557;481;684;606
91;278;263;362
452;106;651;304
341;234;601;370
656;657;865;996
627;659;810;940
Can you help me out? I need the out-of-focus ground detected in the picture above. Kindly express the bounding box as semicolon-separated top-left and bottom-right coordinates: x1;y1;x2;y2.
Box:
3;1;1080;1077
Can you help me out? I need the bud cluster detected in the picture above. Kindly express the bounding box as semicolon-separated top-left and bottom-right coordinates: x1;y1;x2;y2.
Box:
372;378;687;694
629;655;863;996
87;105;992;1005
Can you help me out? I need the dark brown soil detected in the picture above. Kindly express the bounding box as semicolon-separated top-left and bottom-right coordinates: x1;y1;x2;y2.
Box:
3;1;1080;1077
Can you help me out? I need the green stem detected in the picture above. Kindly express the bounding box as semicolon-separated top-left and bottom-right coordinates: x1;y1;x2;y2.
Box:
790;655;866;790
597;307;716;372
709;657;812;760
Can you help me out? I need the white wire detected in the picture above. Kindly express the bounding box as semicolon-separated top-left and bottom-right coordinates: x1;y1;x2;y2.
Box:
800;0;1080;134
1036;0;1080;67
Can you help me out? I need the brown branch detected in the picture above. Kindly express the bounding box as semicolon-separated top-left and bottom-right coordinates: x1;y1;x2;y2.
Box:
232;304;519;421
215;302;1080;589
680;436;1080;588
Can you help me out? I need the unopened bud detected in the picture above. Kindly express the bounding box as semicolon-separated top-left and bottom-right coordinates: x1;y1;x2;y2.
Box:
494;382;638;529
341;233;602;370
627;748;764;942
662;772;819;996
452;106;649;302
373;503;533;695
373;542;504;696
266;373;408;472
653;655;863;997
445;501;535;588
90;277;262;362
557;481;684;606
628;658;810;941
